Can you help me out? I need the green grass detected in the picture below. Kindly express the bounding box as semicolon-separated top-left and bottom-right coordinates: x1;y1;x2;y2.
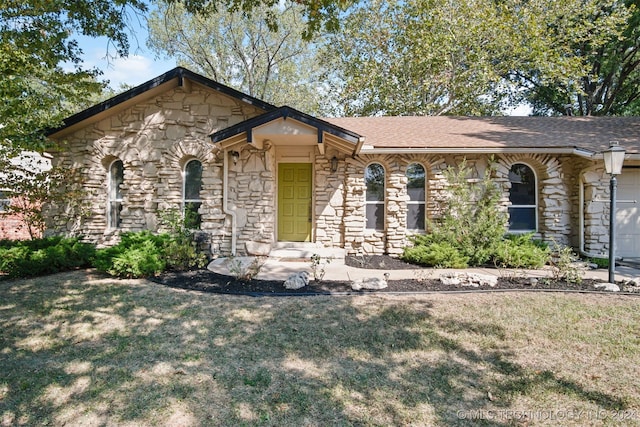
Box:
1;270;639;426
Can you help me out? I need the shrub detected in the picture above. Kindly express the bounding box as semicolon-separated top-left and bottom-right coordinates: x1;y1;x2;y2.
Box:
587;257;609;269
493;234;550;269
402;242;470;268
109;240;166;278
550;244;584;284
401;158;508;268
158;209;208;271
93;231;169;278
0;236;95;278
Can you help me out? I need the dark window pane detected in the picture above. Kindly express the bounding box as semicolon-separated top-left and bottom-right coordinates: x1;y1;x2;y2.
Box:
406;164;425;201
185;160;203;200
509;164;535;205
110;160;123;200
508;207;536;231
110;201;122;228
366;203;385;230
407;204;425;230
365;163;385;201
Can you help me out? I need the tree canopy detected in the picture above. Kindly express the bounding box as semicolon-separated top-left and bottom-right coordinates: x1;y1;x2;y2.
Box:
148;0;333;114
326;0;634;116
0;0;148;150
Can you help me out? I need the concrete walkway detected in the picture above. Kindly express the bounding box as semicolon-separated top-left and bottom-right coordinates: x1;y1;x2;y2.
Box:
208;256;640;283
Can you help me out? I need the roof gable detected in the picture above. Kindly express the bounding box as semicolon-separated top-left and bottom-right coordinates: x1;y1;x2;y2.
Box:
47;67;277;138
211;106;364;156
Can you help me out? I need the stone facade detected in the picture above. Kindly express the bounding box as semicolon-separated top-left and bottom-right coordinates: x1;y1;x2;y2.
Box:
47;84;264;250
46;72;634;259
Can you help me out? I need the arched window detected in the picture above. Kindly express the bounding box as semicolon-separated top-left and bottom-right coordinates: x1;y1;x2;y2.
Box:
183;159;203;229
365;163;385;230
406;163;426;230
108;160;124;228
508;163;537;232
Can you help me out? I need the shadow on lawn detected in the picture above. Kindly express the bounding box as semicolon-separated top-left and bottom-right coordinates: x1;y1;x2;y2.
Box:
0;270;630;426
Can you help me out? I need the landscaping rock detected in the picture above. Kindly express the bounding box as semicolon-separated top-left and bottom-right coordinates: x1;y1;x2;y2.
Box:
284;271;309;290
593;282;620;292
351;273;390;291
439;272;498;287
245;241;271;256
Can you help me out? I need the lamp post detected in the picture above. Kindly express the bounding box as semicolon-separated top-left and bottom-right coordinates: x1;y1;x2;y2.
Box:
603;142;626;283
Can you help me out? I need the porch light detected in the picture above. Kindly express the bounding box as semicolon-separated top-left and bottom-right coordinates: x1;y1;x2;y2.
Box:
230;151;240;165
331;156;338;173
603;141;625;284
603;141;625;175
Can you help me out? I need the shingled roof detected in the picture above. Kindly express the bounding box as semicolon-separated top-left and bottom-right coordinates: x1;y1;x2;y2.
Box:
325;116;640;156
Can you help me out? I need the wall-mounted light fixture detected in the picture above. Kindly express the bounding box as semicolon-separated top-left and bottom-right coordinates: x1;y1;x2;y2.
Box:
230;151;240;165
330;156;338;173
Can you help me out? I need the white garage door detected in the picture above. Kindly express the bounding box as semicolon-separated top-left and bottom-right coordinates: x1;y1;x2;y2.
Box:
616;169;640;258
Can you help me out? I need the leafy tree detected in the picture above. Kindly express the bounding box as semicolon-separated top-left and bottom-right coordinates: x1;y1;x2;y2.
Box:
325;0;632;117
0;0;148;150
326;0;518;116
504;0;633;116
163;0;353;40
148;0;333;114
0;148;90;239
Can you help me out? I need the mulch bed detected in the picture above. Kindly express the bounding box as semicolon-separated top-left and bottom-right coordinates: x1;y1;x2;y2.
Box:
150;255;613;296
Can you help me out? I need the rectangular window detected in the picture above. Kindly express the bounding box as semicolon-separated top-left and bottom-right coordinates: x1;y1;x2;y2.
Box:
508;207;536;231
109;160;124;228
365;163;385;230
0;190;11;212
406;163;426;230
407;204;425;230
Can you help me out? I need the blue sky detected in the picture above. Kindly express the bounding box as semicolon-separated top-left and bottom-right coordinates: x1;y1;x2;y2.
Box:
75;8;176;90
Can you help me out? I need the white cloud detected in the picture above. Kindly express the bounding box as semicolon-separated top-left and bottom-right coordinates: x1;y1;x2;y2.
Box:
76;34;176;90
99;55;169;89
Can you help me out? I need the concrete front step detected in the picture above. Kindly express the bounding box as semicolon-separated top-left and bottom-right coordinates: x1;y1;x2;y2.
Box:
269;242;345;264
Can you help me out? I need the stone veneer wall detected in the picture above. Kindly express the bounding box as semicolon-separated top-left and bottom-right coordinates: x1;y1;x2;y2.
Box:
576;160;640;258
46;85;264;250
226;144;276;254
47;84;614;258
340;153;582;256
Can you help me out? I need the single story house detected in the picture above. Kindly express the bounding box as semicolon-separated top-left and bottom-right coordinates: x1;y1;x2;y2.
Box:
46;67;640;260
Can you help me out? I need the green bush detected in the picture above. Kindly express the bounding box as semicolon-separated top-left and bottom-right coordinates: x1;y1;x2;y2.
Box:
403;242;470;268
0;237;95;278
93;231;169;278
401;159;509;268
92;221;208;278
158;209;208;271
587;257;609;268
493;234;550;269
109;240;166;278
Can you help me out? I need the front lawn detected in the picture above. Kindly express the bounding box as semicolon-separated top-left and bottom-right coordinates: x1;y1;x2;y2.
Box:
1;270;639;426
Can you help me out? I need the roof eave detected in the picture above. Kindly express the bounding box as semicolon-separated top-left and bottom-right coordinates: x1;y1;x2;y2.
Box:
47;67;277;139
359;146;596;159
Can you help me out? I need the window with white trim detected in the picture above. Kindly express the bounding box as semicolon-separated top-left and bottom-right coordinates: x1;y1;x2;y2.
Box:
508;163;537;231
365;163;385;230
406;163;426;230
0;190;10;212
183;159;203;229
108;160;124;228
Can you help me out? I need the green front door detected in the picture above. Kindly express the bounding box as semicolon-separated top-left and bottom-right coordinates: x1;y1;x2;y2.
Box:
278;163;312;241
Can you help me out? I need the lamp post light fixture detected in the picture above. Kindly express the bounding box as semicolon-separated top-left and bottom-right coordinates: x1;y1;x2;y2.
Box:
603;141;626;283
